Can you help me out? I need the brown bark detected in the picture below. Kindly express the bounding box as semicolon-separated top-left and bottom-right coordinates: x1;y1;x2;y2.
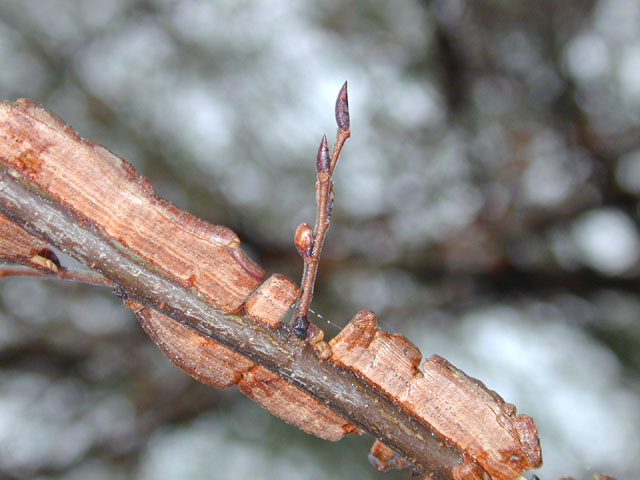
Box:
0;99;541;479
0;212;52;267
330;311;541;479
131;300;355;441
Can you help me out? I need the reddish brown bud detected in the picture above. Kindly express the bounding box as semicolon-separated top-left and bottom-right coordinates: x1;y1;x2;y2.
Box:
294;222;314;257
316;135;330;174
335;81;350;131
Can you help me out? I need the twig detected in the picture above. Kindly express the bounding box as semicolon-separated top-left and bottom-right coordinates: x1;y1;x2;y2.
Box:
0;265;50;279
292;81;351;338
0;263;113;287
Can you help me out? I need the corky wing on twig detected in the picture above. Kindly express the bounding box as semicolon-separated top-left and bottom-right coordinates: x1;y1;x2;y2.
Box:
0;93;541;480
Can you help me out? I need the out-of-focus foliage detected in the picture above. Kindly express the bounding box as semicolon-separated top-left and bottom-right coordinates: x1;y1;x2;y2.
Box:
1;1;639;479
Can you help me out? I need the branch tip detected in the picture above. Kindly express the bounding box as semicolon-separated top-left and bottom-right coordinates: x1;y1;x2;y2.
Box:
335;81;350;131
293;83;351;339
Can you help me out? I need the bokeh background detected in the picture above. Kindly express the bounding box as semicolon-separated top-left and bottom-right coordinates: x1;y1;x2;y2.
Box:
1;1;640;479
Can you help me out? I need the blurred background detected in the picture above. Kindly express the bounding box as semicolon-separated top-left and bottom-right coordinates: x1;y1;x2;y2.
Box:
1;1;640;479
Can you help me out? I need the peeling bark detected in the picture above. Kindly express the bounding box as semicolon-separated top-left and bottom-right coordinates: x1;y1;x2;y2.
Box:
0;212;51;266
330;311;541;479
131;301;355;441
1;99;260;312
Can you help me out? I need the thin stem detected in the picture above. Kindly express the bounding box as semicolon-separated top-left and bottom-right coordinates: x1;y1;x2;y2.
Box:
293;141;332;337
329;128;350;176
0;265;49;278
0;264;113;287
293;82;350;338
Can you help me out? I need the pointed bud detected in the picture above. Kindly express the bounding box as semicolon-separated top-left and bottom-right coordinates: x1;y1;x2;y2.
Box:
316;135;330;174
294;222;314;257
335;81;350;131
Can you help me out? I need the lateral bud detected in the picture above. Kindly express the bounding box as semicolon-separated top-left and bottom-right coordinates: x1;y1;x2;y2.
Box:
335;81;350;131
316;134;330;175
294;222;314;257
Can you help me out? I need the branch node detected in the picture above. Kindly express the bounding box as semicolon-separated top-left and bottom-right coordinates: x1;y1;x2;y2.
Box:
292;314;309;339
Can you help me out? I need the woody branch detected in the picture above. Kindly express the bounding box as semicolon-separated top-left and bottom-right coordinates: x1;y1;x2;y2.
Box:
0;151;461;479
0;91;541;480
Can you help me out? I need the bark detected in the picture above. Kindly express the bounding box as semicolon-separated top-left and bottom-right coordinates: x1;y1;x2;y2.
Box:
0;99;541;480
